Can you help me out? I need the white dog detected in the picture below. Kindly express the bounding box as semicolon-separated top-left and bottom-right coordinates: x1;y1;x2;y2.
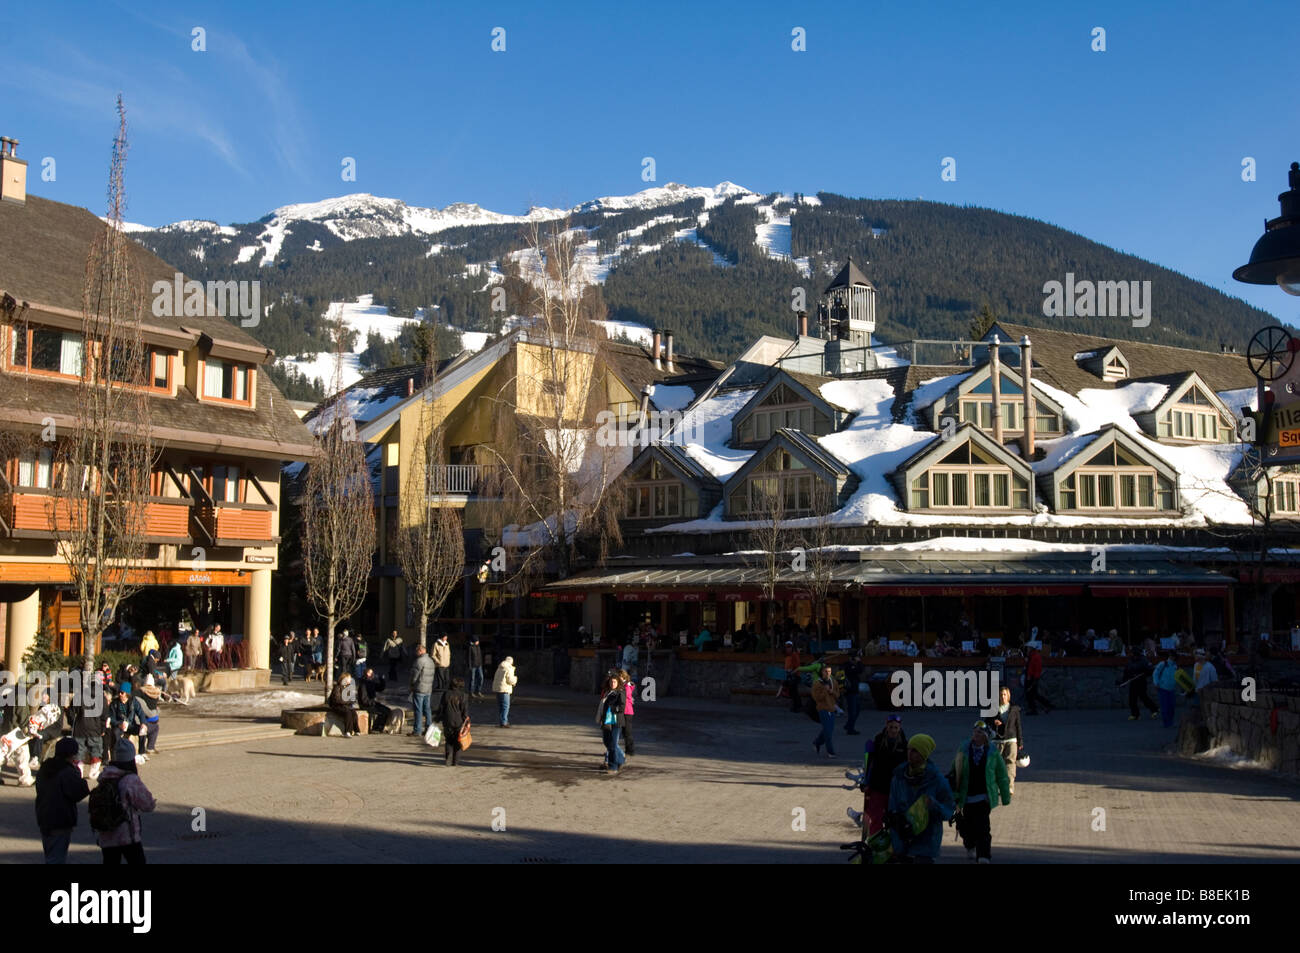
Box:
0;728;35;786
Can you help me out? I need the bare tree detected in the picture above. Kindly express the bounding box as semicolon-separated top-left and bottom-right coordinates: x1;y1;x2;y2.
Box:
749;477;795;633
394;339;465;649
799;484;840;645
302;334;376;692
478;220;624;605
51;97;154;674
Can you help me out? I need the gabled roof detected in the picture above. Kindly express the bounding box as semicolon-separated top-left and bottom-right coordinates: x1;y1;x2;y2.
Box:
1133;370;1235;422
1049;423;1179;482
623;442;722;490
604;340;723;406
922;360;1066;429
824;257;873;293
304;359;446;429
726;428;852;489
988;321;1255;396
732;368;846;427
894;421;1034;478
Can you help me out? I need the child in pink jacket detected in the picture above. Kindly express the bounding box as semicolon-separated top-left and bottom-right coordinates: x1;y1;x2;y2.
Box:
619;669;636;757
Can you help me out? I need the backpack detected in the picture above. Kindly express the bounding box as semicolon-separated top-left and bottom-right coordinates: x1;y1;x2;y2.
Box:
88;778;129;832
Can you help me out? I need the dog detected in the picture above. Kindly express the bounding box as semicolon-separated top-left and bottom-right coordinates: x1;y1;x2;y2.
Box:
167;674;197;703
306;662;326;683
382;707;405;735
0;727;34;786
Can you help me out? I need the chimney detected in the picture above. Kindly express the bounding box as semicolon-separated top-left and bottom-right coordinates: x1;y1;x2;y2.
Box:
664;329;675;373
407;377;414;397
990;334;1003;445
652;329;662;370
638;385;652;445
0;137;27;206
798;311;809;337
1021;336;1035;458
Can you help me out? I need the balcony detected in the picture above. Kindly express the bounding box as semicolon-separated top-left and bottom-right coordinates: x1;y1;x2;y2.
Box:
0;488;84;536
193;503;274;545
428;464;498;496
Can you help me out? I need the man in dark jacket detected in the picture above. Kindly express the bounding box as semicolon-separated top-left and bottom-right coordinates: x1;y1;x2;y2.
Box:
1122;650;1159;721
34;737;90;863
468;636;485;698
358;667;390;731
848;714;908;833
409;644;436;736
107;685;144;751
279;632;298;685
336;630;357;676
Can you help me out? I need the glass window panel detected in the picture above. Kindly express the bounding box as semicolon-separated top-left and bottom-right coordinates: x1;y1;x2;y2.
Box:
1157;478;1174;510
994;472;1009;506
910;479;928;509
952;472;969;506
234;366;247;401
979;403;992;429
1098;474;1114;507
1080;475;1096;507
666;484;680;515
204;360;226;398
932;471;949;507
1138;474;1154;507
974;472;991;506
961;402;979;425
30;328;63;372
152;351;169;387
1120;474;1136;507
11;327;27;366
654;485;666;515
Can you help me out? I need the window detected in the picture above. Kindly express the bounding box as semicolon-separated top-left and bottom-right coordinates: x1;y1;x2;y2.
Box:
624;460;686;518
738;385;825;444
1059;445;1174;512
15;447;53;488
1273;478;1300;515
956;397;1048;435
202;358;250;402
729;450;825;517
211;464;241;503
9;326;84;377
909;465;1027;511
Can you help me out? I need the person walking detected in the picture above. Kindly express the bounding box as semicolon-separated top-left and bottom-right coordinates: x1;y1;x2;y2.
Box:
436;677;469;766
336;629;357;678
135;677;162;756
383;630;404;681
811;663;841;758
432;634;452;691
1153;651;1180;727
91;740;156;865
887;734;954;863
842;651;865;735
1024;645;1055;715
950;721;1012;863
184;630;202;671
597;674;626;775
1122;650;1159;721
164;640;183;682
409;644;436;736
467;635;484;698
69;695;107;781
618;668;636;757
279;631;298;686
329;672;362;736
989;686;1024;795
35;737;90;864
848;714;907;832
493;656;518;727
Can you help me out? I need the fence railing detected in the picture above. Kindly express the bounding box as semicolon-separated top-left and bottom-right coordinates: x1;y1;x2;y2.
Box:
428;464;497;495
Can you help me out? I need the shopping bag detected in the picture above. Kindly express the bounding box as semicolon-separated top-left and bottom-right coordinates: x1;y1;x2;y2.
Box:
458;716;472;751
424;724;443;747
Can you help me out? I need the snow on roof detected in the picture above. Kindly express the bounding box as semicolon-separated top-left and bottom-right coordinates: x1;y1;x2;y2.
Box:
649;383;696;412
1080;381;1169;417
1217;387;1258;420
908;372;973;419
671;387;759;478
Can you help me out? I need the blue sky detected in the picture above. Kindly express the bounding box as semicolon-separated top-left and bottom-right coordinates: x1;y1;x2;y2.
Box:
6;0;1297;323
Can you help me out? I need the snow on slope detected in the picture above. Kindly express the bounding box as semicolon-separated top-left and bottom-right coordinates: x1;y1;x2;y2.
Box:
574;181;753;214
280;294;412;391
753;203;811;277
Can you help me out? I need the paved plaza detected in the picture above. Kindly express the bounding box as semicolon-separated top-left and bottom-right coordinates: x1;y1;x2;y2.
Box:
1;685;1297;864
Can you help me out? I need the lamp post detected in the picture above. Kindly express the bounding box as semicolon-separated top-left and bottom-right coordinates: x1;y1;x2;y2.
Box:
1235;162;1300;294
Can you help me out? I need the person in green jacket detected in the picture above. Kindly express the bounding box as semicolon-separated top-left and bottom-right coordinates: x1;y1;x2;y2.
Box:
950;720;1011;863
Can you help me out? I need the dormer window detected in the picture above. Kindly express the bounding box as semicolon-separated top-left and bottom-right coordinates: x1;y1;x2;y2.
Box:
1104;356;1127;380
1164;386;1228;442
201;357;252;404
1076;346;1129;382
1057;443;1175;512
1273;476;1300;516
8;326;85;377
732;373;843;448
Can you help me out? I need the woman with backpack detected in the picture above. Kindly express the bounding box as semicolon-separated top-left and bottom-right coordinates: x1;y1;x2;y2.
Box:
90;739;156;864
597;675;626;775
329;672;361;737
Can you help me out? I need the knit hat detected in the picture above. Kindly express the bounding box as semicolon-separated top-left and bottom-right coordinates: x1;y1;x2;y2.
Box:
55;737;79;759
119;682;132;694
113;738;137;763
908;734;936;760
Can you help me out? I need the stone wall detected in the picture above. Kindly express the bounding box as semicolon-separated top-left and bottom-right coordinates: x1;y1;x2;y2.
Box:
1187;685;1300;778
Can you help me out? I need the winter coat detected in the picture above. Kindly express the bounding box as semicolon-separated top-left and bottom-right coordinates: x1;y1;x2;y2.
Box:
433;640;451;668
1026;651;1044;679
139;632;159;657
598;687;625;728
337;635;357;662
623;680;635;716
951;743;1012;811
1153;659;1179;691
165;644;183;672
358;675;386;708
410;655;436;695
338;679;358;708
1194;661;1218;690
279;637;297;663
991;704;1023;746
134;687;161;723
437;689;468;732
812;678;840;712
468;642;483;668
887;761;955;859
107;698;143;736
94;765;156;848
492;659;517;694
864;730;908;793
185;634;202;659
35;758;90;834
384;636;404;660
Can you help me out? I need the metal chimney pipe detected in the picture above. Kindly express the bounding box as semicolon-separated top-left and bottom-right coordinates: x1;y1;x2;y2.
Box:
990;334;1003;445
652;329;662;370
798;311;808;337
664;329;675;373
1021;336;1035;458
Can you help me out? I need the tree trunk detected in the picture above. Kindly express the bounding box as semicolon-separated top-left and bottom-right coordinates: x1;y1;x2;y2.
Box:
418;614;428;651
326;615;336;695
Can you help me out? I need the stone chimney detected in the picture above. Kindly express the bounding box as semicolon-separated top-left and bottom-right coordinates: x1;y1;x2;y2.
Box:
652;329;662;370
1021;336;1035;458
990;334;1003;445
0;137;27;206
798;311;809;337
664;329;675;373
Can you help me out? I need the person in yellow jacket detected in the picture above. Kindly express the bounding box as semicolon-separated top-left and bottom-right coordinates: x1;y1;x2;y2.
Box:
811;663;842;758
138;631;159;659
950;720;1011;863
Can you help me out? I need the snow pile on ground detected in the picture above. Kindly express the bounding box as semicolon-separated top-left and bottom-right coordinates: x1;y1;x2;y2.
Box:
188;689;319;717
1193;746;1273;771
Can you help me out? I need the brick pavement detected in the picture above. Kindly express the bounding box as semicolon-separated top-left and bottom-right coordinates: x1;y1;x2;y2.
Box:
0;686;1296;863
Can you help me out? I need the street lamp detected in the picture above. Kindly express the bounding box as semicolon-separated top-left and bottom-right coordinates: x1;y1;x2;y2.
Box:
1234;162;1300;295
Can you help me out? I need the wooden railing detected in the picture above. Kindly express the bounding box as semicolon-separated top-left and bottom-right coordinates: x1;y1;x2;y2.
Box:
194;503;274;543
428;464;498;495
